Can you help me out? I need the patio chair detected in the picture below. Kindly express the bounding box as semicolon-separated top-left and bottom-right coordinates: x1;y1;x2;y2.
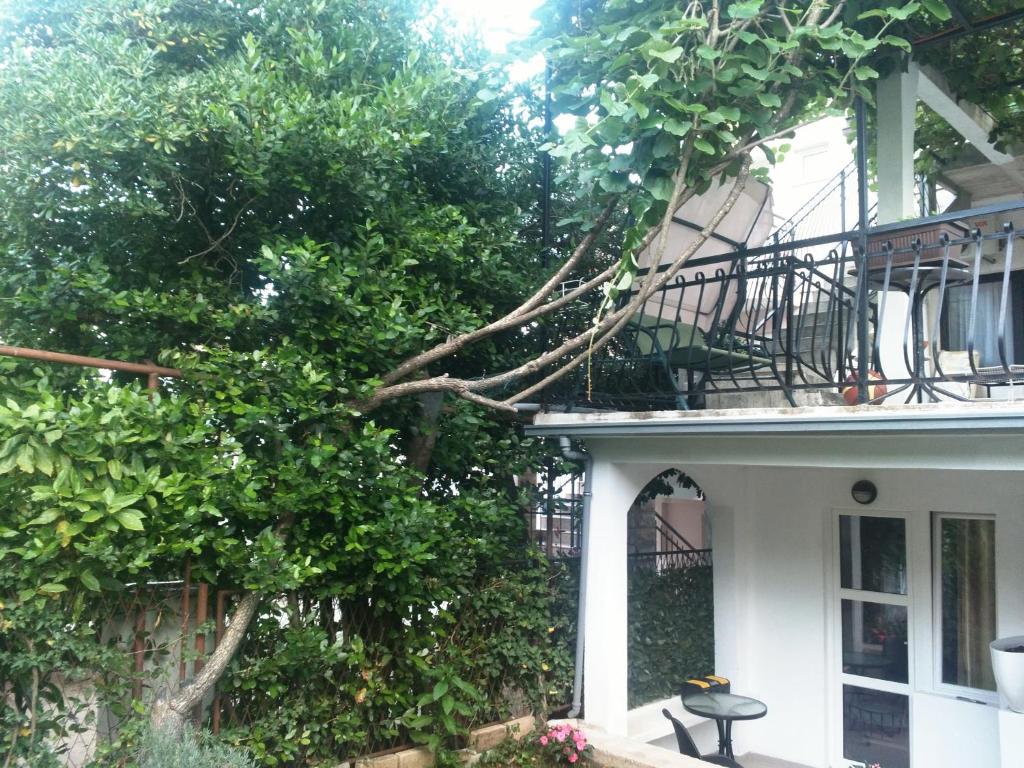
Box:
661;709;741;767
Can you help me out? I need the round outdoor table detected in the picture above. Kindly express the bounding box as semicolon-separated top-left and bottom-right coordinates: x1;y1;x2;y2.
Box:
682;692;767;761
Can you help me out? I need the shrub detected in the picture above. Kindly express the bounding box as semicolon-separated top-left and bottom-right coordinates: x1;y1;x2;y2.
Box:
136;725;254;768
477;724;592;767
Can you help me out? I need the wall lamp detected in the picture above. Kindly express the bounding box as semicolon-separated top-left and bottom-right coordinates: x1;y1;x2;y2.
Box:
851;480;878;505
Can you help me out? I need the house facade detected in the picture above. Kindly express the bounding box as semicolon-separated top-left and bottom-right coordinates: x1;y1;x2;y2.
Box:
526;40;1024;768
529;407;1024;768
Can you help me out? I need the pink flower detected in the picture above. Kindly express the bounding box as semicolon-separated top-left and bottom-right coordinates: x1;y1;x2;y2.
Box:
540;736;548;746
568;754;578;763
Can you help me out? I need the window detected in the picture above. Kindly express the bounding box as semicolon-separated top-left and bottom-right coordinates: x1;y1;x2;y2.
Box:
933;514;997;692
941;272;1024;368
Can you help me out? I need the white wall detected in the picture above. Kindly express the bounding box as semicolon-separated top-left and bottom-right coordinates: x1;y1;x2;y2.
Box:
580;432;1024;767
698;465;1022;767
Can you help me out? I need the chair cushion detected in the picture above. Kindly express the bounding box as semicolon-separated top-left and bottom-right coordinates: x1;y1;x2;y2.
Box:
629;314;772;370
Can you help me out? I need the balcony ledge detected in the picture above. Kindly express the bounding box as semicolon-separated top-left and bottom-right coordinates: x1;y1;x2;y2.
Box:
526;401;1024;439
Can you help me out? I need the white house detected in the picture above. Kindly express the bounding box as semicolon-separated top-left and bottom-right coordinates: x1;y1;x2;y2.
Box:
527;36;1024;768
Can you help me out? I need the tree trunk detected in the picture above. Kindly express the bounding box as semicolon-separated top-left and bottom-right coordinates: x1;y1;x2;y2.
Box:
151;590;261;735
407;391;445;473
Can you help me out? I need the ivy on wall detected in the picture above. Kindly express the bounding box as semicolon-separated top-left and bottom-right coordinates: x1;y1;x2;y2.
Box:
628;565;715;709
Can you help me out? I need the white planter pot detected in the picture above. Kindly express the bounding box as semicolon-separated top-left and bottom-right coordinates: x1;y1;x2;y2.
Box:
991;636;1024;713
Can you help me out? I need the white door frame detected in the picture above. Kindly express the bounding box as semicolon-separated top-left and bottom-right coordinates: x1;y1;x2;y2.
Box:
827;508;914;768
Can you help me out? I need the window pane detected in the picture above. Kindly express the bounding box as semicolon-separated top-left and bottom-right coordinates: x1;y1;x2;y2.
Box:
939;516;997;691
840;515;907;595
843;685;910;768
842;600;908;683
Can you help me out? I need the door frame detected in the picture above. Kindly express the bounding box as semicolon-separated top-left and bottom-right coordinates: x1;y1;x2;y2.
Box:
826;507;915;768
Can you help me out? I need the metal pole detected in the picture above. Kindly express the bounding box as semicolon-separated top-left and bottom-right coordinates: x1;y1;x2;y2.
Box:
545;458;555;557
212;590;227;735
541;63;553;261
193;582;209;724
179;559;191;685
855;97;871;403
0;344;180;378
132;598;146;700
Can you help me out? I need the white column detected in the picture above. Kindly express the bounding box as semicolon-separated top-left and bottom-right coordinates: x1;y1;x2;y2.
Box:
581;459;641;735
875;64;919;224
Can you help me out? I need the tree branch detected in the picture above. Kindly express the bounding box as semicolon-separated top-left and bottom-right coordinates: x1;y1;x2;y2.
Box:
506;158;753;405
380;201;617;387
152;591;261;734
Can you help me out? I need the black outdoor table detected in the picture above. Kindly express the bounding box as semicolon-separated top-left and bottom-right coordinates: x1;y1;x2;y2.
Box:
682;691;767;761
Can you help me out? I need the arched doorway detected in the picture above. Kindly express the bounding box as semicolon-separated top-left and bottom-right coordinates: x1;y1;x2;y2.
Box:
627;468;714;708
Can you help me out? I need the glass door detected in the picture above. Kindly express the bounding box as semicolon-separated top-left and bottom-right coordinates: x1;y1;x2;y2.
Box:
835;513;911;768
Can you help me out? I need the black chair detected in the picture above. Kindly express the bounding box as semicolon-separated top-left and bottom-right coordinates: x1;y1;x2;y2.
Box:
662;709;740;767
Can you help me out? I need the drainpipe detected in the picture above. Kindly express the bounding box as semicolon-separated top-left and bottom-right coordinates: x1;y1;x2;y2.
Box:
559;436;592;720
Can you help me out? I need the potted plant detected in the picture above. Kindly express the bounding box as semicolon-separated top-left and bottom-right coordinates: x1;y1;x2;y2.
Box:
990;635;1024;712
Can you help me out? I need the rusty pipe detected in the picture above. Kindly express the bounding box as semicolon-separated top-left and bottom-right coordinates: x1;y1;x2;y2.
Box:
0;345;180;378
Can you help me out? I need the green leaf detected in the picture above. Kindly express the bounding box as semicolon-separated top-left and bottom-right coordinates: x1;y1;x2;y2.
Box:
888;2;922;21
27;508;61;526
39;583;68;595
854;66;880;80
693;138;716;155
922;0;951;20
662;119;692;137
727;0;763;20
33;445;54;476
717;106;741;122
432;680;449;701
80;570;101;592
881;35;912;52
757;92;782;108
649;46;684;63
633;73;659;90
644;173;675;202
115;509;146;531
15;445;34;474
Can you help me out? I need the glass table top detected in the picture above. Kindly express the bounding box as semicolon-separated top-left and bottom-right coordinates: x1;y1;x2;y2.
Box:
682;692;768;721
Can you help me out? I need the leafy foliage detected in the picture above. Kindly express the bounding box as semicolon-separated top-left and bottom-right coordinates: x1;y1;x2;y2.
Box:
0;0;566;762
0;0;946;763
628;564;714;709
216;553;571;763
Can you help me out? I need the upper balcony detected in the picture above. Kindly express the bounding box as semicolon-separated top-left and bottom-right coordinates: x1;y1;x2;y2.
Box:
546;198;1024;413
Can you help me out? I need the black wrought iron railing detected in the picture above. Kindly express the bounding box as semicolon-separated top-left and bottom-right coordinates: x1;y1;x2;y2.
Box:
552;200;1024;411
628;549;713;571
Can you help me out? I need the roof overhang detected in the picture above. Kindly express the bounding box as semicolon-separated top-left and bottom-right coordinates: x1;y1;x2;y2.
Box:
526;403;1024;439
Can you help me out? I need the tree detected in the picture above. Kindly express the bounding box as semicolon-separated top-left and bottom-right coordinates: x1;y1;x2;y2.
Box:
0;0;941;758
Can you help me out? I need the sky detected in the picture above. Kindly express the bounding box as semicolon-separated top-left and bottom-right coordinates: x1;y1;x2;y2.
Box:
435;0;543;54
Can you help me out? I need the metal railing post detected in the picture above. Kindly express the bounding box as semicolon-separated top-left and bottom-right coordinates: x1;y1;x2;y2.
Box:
855;97;871;403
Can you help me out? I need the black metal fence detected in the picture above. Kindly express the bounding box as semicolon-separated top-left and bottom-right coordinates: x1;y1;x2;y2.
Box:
558;200;1024;411
628;548;713;570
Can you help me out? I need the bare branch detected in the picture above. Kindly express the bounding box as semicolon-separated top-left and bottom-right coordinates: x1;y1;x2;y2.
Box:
379;201;617;387
777;1;795;34
822;0;846;28
152;591;261;734
178;198;254;265
506;158;753;405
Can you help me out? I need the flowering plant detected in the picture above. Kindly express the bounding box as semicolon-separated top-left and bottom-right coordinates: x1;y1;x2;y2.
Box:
536;723;590;765
476;723;592;767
